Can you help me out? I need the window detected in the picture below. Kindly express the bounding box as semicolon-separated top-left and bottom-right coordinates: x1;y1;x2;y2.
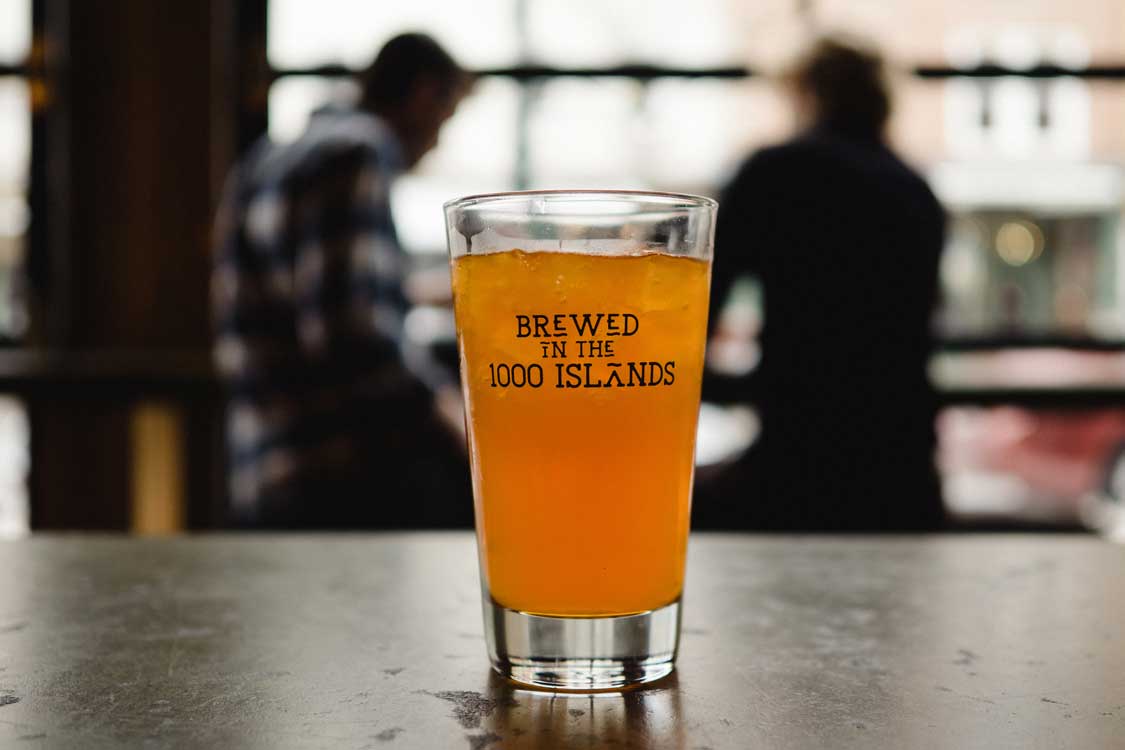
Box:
524;0;746;67
0;0;31;536
0;0;30;338
264;0;1125;527
267;0;519;70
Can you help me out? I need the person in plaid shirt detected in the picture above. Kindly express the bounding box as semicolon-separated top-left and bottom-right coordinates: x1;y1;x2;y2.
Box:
212;34;471;528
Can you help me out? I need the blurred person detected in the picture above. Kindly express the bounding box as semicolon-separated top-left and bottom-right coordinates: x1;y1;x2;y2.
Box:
212;34;472;528
696;37;946;531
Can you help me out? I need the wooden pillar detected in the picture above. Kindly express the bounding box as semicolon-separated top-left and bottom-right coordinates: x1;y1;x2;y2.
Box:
29;0;231;530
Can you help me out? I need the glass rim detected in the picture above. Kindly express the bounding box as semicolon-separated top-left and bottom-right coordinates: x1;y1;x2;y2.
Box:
443;189;718;214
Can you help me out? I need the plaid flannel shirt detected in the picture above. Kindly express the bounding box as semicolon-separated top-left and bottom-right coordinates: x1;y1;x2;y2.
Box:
212;107;448;520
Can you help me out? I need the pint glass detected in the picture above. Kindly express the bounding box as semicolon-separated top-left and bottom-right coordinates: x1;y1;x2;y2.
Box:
445;191;716;689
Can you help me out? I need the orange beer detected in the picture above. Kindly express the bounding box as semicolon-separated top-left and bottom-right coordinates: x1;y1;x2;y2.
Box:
452;249;710;616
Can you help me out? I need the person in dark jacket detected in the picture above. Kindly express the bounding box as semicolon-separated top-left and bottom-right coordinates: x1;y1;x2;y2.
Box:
696;37;946;531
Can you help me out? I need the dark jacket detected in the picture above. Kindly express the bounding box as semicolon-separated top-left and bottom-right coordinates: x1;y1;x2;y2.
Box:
700;129;945;531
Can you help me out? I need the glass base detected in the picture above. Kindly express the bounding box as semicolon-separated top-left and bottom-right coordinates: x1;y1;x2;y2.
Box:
483;597;681;691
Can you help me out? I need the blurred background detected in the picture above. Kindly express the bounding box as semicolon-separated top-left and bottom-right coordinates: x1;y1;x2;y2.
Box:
0;0;1124;535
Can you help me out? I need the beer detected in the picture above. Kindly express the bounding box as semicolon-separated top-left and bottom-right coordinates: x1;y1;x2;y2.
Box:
452;249;710;616
446;190;715;690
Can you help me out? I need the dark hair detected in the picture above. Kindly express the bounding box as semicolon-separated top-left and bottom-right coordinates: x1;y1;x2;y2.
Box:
360;33;466;113
790;37;890;138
